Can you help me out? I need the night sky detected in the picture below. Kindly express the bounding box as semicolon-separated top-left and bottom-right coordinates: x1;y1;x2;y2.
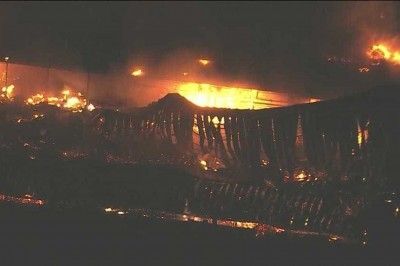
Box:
1;1;400;96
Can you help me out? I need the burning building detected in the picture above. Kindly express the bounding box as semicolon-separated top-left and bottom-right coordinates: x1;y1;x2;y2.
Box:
0;45;398;246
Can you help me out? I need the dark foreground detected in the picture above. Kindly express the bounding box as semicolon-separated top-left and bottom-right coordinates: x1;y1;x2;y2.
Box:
0;203;398;266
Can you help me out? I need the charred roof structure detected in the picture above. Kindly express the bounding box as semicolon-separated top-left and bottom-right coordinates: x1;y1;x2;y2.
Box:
0;84;398;245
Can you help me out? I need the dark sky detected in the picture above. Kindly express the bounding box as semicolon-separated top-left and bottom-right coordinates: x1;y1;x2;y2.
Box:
1;1;400;96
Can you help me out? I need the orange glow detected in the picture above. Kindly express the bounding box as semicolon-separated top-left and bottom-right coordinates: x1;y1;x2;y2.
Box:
309;98;320;103
64;97;81;109
293;169;311;182
198;59;210;66
131;69;143;76
295;171;307;182
216;220;259;229
1;84;14;101
368;44;391;60
175;82;295;109
358;67;370;73
177;82;264;109
87;103;95;111
26;93;45;105
25;89;89;112
0;193;44;205
367;43;400;65
62;89;70;96
200;160;208;170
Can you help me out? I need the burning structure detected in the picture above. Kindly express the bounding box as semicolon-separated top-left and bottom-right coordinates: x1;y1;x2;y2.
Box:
0;43;398;246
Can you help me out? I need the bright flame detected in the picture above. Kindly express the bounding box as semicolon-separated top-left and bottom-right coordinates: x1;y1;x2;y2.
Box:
131;69;143;76
295;171;307;182
368;44;391;60
64;97;81;108
200;160;208;170
25;89;88;112
367;43;400;65
26;94;45;105
87;103;95;111
1;84;14;101
293;169;311;182
177;82;266;109
198;59;210;66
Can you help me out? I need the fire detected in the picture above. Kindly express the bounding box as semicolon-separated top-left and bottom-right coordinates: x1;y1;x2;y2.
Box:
176;82;294;109
309;98;320;103
131;69;143;77
0;193;44;205
26;93;45;105
368;44;391;60
293;169;311;182
358;67;370;73
1;84;14;101
87;103;95;111
25;88;90;112
367;43;400;65
64;97;81;109
200;160;208;170
177;82;258;109
198;59;210;66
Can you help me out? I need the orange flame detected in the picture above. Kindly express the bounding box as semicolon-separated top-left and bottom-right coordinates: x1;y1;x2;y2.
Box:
178;83;247;109
176;82;290;110
131;69;143;77
198;59;210;66
25;88;92;112
309;98;320;103
0;193;44;205
367;43;400;65
1;84;14;101
87;103;95;111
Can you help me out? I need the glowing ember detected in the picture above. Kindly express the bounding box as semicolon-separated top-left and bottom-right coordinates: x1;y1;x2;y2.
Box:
26;89;89;112
200;160;208;170
32;114;44;119
1;84;14;101
87;103;95;111
293;169;310;182
198;59;210;66
62;89;70;96
309;98;320;103
131;69;143;76
358;67;370;73
216;220;259;229
0;193;44;205
26;93;45;105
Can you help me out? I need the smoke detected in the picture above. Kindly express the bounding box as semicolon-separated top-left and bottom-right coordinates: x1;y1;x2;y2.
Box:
125;46;270;107
320;1;400;60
